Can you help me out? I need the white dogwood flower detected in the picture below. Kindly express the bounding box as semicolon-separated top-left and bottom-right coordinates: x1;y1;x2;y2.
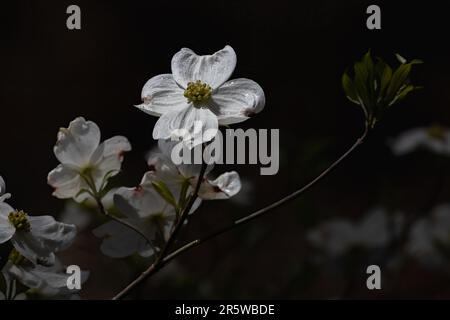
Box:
390;125;450;156
0;201;76;266
136;45;265;147
147;139;241;201
48;117;131;202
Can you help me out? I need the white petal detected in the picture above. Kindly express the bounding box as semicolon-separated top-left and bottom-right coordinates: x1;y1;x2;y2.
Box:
12;216;76;265
198;171;241;200
390;128;428;155
307;221;355;256
136;74;186;116
171;46;237;89
209;78;265;125
47;164;84;199
356;209;390;247
54;117;101;167
0;176;11;202
98;136;131;158
114;186;170;219
0;202;15;243
145;152;183;186
59;201;93;232
12;233;55;266
0;175;5;196
157;139;214;179
93;220;152;258
30;216;77;252
153;105;218;148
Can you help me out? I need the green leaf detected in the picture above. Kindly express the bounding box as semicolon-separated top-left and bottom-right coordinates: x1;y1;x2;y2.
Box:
353;61;370;106
363;51;375;102
177;179;191;213
395;84;417;102
342;72;359;104
151;181;177;208
379;62;392;99
386;63;412;102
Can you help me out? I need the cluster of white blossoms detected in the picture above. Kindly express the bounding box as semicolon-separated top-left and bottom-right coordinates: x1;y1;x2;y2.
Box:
0;45;265;299
0;176;87;299
308;204;450;270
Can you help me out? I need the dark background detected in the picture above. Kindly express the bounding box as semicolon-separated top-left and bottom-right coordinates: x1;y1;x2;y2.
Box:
1;0;450;299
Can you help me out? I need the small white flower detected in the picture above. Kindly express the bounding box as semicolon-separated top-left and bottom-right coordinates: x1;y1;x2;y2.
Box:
390;125;450;156
136;45;265;148
0;201;76;266
48;117;131;202
4;256;89;299
93;182;179;258
407;204;450;267
307;209;402;257
147;139;241;200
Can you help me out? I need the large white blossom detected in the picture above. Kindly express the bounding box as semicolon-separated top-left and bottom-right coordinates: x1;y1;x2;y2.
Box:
0;178;76;266
136;45;265;147
307;209;403;257
0;202;76;266
390;125;450;156
48;117;131;202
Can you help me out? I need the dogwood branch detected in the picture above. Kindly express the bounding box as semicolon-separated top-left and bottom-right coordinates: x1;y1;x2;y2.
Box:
161;124;369;265
112;124;368;300
112;159;208;300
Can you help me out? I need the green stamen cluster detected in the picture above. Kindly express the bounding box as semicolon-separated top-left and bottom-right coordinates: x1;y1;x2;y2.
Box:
427;125;446;140
8;248;26;265
8;210;31;232
184;80;212;104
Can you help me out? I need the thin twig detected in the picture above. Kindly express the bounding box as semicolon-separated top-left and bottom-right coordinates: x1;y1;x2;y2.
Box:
112;159;208;300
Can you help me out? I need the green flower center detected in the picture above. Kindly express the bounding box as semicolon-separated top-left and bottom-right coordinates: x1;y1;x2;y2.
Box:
427;125;446;141
8;248;26;265
184;80;212;104
8;210;31;232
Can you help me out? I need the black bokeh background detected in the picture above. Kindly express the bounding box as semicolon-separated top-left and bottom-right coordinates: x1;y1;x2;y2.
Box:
1;0;450;299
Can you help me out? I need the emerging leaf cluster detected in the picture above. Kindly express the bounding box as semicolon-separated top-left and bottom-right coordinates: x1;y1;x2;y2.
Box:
342;51;422;128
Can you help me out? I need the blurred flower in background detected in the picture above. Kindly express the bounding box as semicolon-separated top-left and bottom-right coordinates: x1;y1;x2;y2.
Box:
407;204;450;268
307;208;404;258
390;125;450;156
